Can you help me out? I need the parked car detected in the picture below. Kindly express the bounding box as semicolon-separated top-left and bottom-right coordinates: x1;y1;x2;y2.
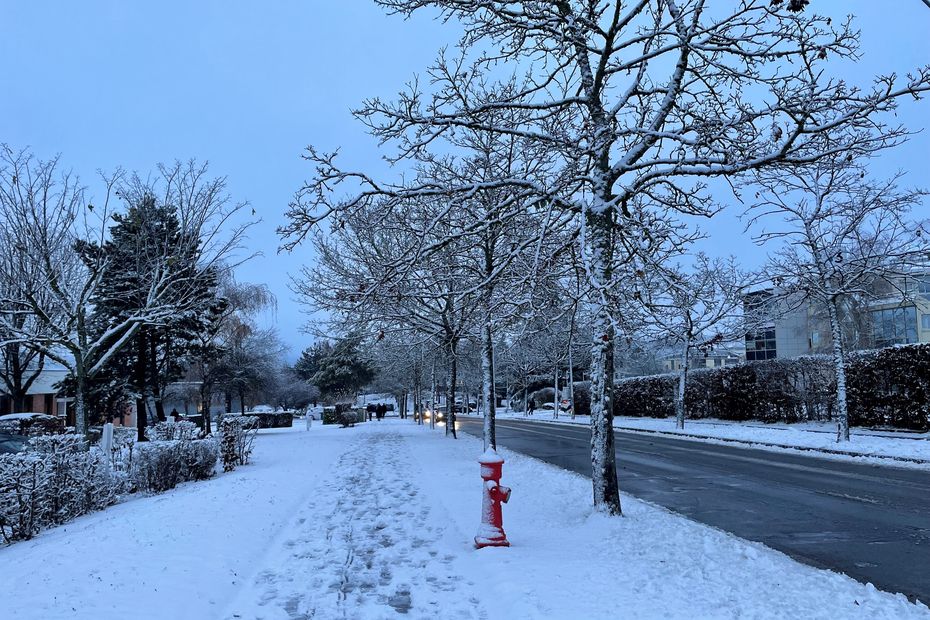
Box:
249;404;275;414
0;432;29;454
0;412;63;435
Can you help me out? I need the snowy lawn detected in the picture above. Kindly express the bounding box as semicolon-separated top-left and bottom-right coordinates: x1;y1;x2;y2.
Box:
494;410;930;467
2;420;927;619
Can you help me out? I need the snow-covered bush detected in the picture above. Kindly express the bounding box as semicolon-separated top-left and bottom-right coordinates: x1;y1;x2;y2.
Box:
611;345;930;430
238;411;294;429
220;416;257;472
130;438;218;493
570;382;591;417
847;344;930;430
28;434;125;524
0;452;45;542
146;420;201;442
0;415;65;437
0;435;124;543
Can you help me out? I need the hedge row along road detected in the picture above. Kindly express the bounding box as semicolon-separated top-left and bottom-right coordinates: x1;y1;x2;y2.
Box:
456;416;930;604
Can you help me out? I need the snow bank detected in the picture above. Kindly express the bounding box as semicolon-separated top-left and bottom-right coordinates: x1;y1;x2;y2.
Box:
493;410;930;467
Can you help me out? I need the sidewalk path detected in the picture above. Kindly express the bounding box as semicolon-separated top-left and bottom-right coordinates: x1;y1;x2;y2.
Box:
224;430;487;620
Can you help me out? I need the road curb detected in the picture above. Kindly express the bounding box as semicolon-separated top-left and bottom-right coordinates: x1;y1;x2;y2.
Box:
613;426;930;465
492;415;930;466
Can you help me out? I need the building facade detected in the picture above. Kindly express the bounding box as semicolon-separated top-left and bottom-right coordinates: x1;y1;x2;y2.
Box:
744;275;930;361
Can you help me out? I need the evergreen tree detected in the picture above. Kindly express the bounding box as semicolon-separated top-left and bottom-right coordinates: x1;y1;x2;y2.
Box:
87;194;221;440
310;334;374;403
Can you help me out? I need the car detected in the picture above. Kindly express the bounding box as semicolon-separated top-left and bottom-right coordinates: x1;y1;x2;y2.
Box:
423;406;447;422
0;412;63;435
249;404;275;414
0;432;29;454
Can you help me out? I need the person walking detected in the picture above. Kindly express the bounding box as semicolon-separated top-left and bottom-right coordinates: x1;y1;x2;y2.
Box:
527;397;535;416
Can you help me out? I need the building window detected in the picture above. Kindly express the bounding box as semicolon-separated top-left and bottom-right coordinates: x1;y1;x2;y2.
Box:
745;328;777;361
917;278;930;300
871;306;918;348
922;314;930;330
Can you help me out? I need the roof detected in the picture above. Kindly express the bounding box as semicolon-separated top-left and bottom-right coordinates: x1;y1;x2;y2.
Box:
0;368;69;396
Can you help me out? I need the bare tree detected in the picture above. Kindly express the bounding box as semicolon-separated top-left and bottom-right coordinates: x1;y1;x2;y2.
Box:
641;254;753;430
747;155;927;441
284;1;930;514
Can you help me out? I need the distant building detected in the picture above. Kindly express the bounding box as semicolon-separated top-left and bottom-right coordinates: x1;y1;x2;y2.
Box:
0;367;71;418
661;348;745;372
743;273;930;361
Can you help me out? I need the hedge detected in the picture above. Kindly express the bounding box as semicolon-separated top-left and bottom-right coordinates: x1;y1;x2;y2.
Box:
612;343;930;431
237;411;294;429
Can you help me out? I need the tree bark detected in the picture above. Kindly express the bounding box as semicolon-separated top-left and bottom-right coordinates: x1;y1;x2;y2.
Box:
586;206;622;515
481;318;497;450
135;328;149;442
553;363;559;419
445;339;458;438
828;299;851;442
675;342;691;430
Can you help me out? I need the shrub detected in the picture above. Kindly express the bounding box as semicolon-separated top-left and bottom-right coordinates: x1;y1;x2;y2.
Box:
220;416;257;471
238;411;294;429
322;405;363;427
131;438;218;493
0;435;125;543
570;382;591;417
146;420;201;441
0;415;65;437
608;344;930;430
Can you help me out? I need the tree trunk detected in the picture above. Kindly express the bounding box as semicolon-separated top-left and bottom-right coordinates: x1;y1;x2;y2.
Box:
200;380;213;435
675;342;691;430
135;328;149;442
445;340;458;438
74;367;87;436
430;358;437;430
828;299;851;442
481;318;497;450
586;206;622;515
568;342;575;419
553;363;559;419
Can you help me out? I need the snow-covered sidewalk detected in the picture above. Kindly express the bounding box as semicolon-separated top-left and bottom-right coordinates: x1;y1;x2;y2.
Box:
493;410;930;467
2;420;928;619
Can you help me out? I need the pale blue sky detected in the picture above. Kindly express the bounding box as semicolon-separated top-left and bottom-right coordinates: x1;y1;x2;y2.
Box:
2;1;928;358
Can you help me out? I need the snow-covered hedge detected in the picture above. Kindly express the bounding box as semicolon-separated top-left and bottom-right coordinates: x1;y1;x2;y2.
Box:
1;428;222;544
322;406;364;427
613;344;930;430
238;411;294;429
0;435;124;543
0;415;65;436
131;438;219;493
146;420;202;441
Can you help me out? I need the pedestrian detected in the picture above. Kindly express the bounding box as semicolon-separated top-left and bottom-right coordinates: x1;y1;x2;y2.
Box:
376;403;384;420
367;403;374;422
527;398;535;415
413;403;419;422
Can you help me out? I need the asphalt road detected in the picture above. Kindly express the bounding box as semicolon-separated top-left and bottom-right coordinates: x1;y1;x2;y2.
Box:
456;415;930;603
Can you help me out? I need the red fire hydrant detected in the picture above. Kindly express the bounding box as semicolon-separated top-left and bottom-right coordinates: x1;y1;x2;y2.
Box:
475;449;511;549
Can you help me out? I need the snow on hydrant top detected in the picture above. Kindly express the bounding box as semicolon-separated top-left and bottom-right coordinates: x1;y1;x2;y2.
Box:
478;448;504;464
